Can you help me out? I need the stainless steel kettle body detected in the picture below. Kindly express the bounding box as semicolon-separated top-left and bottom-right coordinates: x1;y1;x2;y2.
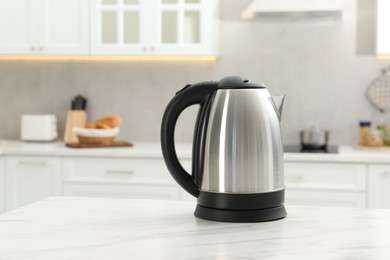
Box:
202;89;284;194
161;76;286;222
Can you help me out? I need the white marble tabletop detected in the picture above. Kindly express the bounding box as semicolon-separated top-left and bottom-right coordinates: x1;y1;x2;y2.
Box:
0;197;390;259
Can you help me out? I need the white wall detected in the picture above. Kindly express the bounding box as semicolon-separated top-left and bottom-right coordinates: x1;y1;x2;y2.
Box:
0;0;389;145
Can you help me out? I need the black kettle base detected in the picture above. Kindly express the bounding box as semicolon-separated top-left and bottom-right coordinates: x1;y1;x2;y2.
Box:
194;190;287;222
194;204;287;223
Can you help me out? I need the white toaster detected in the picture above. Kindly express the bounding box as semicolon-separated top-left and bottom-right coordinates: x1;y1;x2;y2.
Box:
21;115;58;142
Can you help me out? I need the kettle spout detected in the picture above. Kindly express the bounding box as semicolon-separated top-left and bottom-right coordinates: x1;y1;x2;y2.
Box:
269;95;285;122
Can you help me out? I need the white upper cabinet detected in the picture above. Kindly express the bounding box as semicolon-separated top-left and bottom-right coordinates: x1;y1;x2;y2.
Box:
377;0;390;56
0;0;34;54
91;0;216;55
39;0;89;54
90;0;148;54
0;0;216;55
153;0;214;55
0;0;89;54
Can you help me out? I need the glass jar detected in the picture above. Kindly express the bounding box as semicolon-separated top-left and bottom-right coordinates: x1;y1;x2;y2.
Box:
359;121;371;145
374;112;388;136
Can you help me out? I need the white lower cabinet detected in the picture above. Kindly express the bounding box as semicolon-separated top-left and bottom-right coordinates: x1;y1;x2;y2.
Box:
286;190;366;208
0;157;5;213
62;157;183;200
284;162;367;207
4;149;390;212
367;164;390;209
63;183;180;200
5;156;62;211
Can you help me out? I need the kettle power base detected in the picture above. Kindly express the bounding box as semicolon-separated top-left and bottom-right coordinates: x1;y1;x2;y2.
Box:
194;204;286;223
194;190;287;222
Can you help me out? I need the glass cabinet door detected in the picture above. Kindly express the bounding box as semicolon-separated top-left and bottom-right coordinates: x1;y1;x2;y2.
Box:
154;0;211;55
92;0;147;54
91;0;214;55
159;5;202;44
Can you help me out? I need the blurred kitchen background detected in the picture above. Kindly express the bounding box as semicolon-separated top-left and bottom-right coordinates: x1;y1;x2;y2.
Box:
0;0;389;145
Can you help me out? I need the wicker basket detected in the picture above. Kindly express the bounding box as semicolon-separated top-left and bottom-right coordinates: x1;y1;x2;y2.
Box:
73;127;119;145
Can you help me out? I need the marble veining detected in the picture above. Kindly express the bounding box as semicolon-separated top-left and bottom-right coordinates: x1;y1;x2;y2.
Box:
0;197;390;259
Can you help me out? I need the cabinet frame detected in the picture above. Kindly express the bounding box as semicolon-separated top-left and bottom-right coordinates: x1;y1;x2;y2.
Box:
0;157;5;213
284;162;368;208
62;156;188;201
0;0;89;55
5;155;62;211
90;0;149;54
90;0;216;55
367;164;390;209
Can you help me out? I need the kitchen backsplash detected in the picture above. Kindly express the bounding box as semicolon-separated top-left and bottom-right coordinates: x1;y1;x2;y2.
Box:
0;0;389;145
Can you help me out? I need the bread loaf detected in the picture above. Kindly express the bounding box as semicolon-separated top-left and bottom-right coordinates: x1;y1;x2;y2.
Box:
84;115;122;129
95;115;122;128
84;123;97;129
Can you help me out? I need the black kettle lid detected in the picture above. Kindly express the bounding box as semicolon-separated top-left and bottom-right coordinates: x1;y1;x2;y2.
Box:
218;76;266;89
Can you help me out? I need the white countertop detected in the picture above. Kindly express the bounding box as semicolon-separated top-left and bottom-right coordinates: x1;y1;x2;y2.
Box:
0;197;389;259
284;145;390;163
0;140;192;158
1;140;390;163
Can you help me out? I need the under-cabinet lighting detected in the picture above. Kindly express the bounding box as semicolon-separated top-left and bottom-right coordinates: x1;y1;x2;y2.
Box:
377;54;390;60
0;55;217;62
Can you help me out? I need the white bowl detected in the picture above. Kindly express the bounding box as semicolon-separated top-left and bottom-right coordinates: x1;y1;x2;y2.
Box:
72;127;120;138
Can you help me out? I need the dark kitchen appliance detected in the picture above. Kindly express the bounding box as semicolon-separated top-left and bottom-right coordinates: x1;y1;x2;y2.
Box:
284;144;338;153
300;126;329;149
161;76;287;222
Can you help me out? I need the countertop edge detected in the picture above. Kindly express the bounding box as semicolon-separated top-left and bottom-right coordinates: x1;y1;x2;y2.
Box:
1;141;390;163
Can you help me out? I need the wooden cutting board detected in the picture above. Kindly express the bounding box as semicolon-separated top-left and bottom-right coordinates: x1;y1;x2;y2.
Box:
65;141;133;149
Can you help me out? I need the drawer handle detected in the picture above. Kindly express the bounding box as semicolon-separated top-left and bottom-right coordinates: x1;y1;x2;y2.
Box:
18;161;47;167
285;175;303;181
106;170;134;175
382;171;390;177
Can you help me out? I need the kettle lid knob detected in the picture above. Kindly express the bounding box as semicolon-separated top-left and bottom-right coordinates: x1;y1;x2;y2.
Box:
218;76;266;89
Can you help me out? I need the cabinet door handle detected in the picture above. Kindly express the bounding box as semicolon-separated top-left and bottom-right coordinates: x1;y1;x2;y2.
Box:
18;161;47;167
31;46;36;51
285;175;303;181
106;170;134;175
382;171;389;177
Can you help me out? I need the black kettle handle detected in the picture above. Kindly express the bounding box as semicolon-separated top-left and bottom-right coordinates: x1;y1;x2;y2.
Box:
161;81;218;197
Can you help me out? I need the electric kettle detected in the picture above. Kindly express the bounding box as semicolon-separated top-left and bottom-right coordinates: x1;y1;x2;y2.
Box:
161;76;287;222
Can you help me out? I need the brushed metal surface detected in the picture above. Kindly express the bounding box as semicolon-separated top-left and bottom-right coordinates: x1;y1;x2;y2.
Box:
201;89;284;193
